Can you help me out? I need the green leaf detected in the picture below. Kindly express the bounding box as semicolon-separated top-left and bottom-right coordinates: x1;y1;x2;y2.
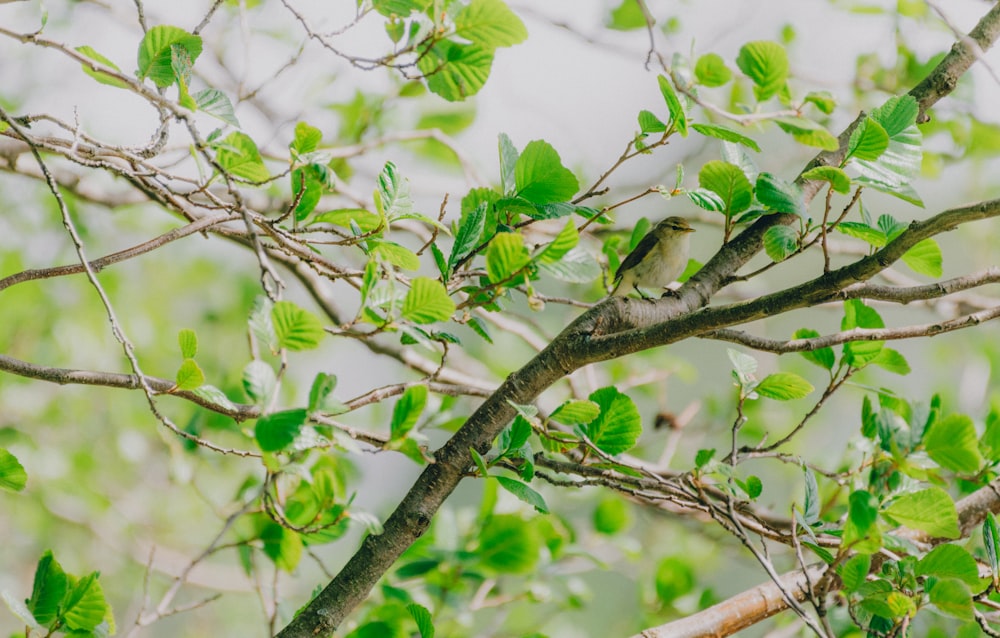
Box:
402;277;455;324
804;90;836;114
756;172;804;215
216;132;270;182
417;40;493;102
313;208;383;232
656;74;688;136
192;385;237;412
494;476;548;513
842;299;884;367
773;116;840;151
550;400;601;425
0;448;26;492
698;160;753;216
836;221;886;246
175;358;205;390
901;238;942;277
691;123;760;152
291;121;322;155
28;551;67;626
136;25;203;88
763;225;798;262
448;202;486;271
308;373;347;415
372;0;429;17
927;578;974;621
792;328;834;370
539;246;600;283
735;40;789;101
916;545;981;586
478;514;541;573
192;88;239;126
727;348;758;384
843;490;881;553
260;522;303;572
802;466;819;524
885;487;960;539
838;554;871;592
685;187;726;212
407;603;435;638
486;232;531;283
981;411;1000;462
845;117;889;162
924;413;983;474
62;572;108;633
291;166;323;220
608;0;646;30
375;161;413;220
801;166;851;194
391;385;428;439
537;219;579;263
594;497;630;534
984;513;1000;587
871;348;911;375
744;475;763;499
870;94;919;137
694;448;715;468
655;557;695;603
242;360;277;406
498;133;519;196
255;409;308;452
756;372;814;400
272;300;326;351
454;0;528;50
694;52;732;87
582;387;642;455
514;140;579;204
75;45;129;88
638;109;667;134
371;241;420;271
177;328;198;358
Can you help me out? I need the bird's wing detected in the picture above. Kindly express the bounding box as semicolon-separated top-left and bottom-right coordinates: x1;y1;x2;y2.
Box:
613;231;659;282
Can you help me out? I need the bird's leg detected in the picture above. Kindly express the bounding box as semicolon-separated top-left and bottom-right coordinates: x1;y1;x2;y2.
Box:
636;286;654;301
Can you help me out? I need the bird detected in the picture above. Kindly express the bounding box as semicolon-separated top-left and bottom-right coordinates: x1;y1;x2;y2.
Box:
611;216;695;299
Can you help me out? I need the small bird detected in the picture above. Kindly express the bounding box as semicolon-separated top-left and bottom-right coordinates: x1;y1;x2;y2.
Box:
611;216;695;299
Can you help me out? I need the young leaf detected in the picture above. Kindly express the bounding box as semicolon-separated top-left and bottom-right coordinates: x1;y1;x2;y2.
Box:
690;123;760;152
694;52;732;87
773;116;840;151
842;299;885;367
802;466;820;525
498;133;519;196
391;384;428;440
486;232;531;283
416;40;494;102
402;278;455;324
884;487;960;539
837;221;886;246
727;348;758;384
901;238;942;277
453;0;528;50
308;373;347;415
801;166;851;194
376;161;414;219
137;25;203;88
593;497;630;534
177;329;198;359
871;349;911;375
448;202;486;271
550;400;601;425
255;409;308;452
927;578;974;621
514;140;579;204
985;513;1000;588
638;109;667;134
656;74;688;136
735;40;789;101
75;45;128;88
838;554;871;593
698;160;753;216
371;241;421;271
242;360;277;406
924;413;983;475
763;225;798;262
537;219;579;263
582;387;642;455
843;490;881;553
193;88;240;127
755;372;814;400
845;117;889;162
175;358;205;390
313;208;383;232
61;572;109;633
215;132;269;182
291;121;323;155
792;328;834;370
494;476;549;513
0;448;27;492
28;551;67;625
272;301;326;351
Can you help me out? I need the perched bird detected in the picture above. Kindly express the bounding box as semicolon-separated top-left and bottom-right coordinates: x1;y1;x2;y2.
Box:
611;216;695;299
